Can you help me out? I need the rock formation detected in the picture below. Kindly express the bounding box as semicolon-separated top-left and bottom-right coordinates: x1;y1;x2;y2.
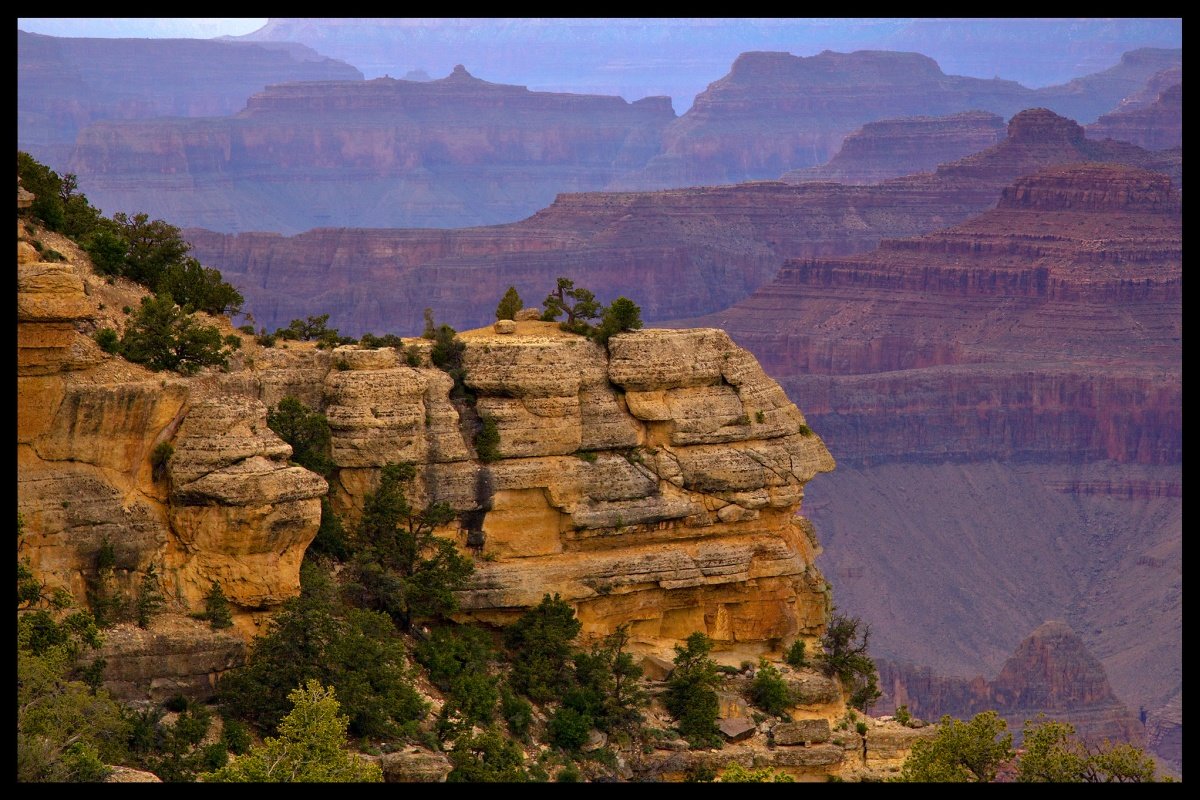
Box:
17;218;836;696
878;621;1146;748
676;162;1182;773
65;67;675;233
623;48;1181;187
782;111;1007;185
16;30;362;169
185;108;1176;339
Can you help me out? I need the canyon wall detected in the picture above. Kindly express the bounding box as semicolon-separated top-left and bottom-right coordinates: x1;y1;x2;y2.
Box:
17;30;362;169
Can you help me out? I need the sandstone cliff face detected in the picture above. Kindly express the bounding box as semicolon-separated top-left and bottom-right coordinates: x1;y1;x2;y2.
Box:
18;218;836;691
878;621;1146;748
66;67;675;234
16;30;362;169
625;48;1181;187
782;111;1006;185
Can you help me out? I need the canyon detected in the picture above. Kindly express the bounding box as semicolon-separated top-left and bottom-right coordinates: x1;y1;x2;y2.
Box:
678;163;1181;772
185;108;1178;338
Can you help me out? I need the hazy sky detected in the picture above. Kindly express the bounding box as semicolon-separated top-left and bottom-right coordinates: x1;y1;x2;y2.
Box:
18;18;269;38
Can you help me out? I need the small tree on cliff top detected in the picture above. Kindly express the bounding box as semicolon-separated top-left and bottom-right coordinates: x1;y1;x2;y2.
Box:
495;286;523;320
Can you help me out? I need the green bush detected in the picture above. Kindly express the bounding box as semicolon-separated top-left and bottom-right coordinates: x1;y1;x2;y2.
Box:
548;706;593;752
120;293;229;374
899;711;1013;783
592;296;643;345
151;441;174;482
220;718;251;755
267;396;334;477
894;705;912;727
238;324;256;335
664;632;722;748
256;332;277;348
784;640;807;669
414;625;495;691
495;286;523;320
750;659;793;717
820;613;881;712
310;499;351;560
223;334;242;351
447;728;531;783
504;593;582;703
204;581;234;630
94;328;121;354
474;415;501;462
136;564;165;629
501;687;533;739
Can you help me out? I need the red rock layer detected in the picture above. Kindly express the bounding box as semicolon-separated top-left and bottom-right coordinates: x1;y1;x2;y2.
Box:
877;621;1146;749
16;30;362;168
67;67;675;233
625;48;1181;186
782;112;1006;185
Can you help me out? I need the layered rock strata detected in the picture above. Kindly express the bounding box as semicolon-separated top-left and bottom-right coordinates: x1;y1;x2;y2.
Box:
782;111;1006;185
1087;80;1182;151
66;66;675;233
626;47;1181;186
17;30;362;168
186;109;1173;339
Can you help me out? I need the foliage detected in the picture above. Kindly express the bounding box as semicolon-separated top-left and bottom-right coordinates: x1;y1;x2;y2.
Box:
542;277;600;333
718;764;796;782
548;706;593;752
140;702;216;782
136;563;165;628
592;296;643;345
501;687;534;739
311;498;351;560
568;625;648;735
899;711;1014;783
784;639;807;669
120;293;230;374
750;659;793;716
203;680;383;782
221;718;252;756
475;415;501;462
266;396;334;477
894;705;912;727
664;632;722;748
820;613;881;712
495;286;523;320
94;327;121;354
415;624;495;691
204;581;234;630
1016;716;1159;783
505;593;582;703
157;256;244;316
87;537;124;627
447;727;531;783
218;563;428;740
343;462;472;631
151;441;174;482
18;152;104;238
277;314;336;342
17;602;128;782
359;332;406;349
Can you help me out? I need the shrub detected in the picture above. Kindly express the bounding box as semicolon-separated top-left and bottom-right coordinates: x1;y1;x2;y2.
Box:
256;332;277;348
895;705;912;727
404;345;422;367
474;415;501;462
755;410;766;423
820;613;881;712
310;499;351;560
151;442;174;482
223;334;242;350
94;328;121;354
495;286;523;320
899;711;1013;783
749;659;793;717
204;581;234;630
267;396;334;477
238;324;256;335
592;296;643;345
136;563;165;629
501;687;534;739
505;593;581;703
719;764;795;782
797;424;813;436
784;640;807;669
447;728;530;783
664;632;722;748
120;293;229;374
221;718;251;756
414;625;495;691
548;706;593;752
856;721;869;736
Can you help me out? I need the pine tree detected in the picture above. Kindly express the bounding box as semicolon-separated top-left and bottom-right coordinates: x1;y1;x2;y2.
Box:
495;286;523;320
204;581;234;630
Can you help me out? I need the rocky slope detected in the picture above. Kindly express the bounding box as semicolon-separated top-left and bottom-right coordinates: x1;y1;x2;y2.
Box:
877;621;1145;748
16;30;362;170
623;48;1182;187
677;163;1182;772
184;108;1176;339
781;111;1006;185
65;66;675;233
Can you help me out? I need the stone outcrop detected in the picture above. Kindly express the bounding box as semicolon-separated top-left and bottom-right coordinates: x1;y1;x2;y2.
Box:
623;47;1181;187
95;618;246;704
17;29;362;168
66;66;675;233
877;621;1146;749
185;108;1177;340
782;111;1006;185
17;212;835;693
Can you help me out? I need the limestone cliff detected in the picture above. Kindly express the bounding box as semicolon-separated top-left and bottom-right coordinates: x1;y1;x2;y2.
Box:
17;215;836;693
